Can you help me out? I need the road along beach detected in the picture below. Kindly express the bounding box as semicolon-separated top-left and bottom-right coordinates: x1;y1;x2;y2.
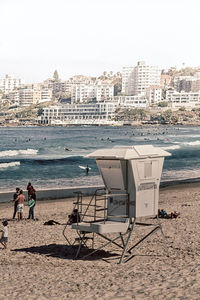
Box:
0;181;199;299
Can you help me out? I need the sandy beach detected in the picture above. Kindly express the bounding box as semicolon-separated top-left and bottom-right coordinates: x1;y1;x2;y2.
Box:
0;182;200;300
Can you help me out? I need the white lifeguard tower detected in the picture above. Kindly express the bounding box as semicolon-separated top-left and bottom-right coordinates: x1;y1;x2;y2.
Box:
63;145;171;263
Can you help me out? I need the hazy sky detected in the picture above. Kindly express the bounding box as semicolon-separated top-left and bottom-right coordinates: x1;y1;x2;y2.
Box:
0;0;199;82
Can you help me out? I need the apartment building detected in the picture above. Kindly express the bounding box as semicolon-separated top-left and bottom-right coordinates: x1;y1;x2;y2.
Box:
146;86;162;104
0;74;24;94
174;76;194;92
43;79;72;96
174;73;200;93
160;74;173;88
114;95;148;108
166;90;200;108
122;61;161;96
38;102;117;125
71;82;114;103
121;66;134;95
8;87;52;107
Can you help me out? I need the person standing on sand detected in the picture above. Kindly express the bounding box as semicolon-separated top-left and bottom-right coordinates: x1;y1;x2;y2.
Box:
0;220;8;249
27;182;36;201
27;196;36;220
12;187;20;219
15;190;25;220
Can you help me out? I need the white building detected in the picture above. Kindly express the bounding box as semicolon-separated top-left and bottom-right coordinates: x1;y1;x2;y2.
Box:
8;87;52;107
173;76;194;92
114;95;148;108
122;67;135;95
122;61;161;96
0;74;24;94
146;86;162;104
166;90;200;108
71;83;114;103
38;102;117;125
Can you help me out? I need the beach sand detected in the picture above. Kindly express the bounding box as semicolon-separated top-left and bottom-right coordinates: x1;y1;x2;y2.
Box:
0;182;200;299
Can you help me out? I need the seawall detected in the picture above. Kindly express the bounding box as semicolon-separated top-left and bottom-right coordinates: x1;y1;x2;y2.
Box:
0;185;105;203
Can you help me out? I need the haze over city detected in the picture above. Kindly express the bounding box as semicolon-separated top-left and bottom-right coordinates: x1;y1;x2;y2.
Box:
0;0;199;83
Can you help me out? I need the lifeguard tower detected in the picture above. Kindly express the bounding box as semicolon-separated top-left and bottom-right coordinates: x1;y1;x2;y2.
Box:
63;145;171;263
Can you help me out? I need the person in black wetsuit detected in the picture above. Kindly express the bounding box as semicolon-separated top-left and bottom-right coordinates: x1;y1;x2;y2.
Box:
86;165;89;174
12;187;20;219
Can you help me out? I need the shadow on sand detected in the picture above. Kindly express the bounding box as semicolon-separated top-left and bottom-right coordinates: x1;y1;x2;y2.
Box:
12;243;119;261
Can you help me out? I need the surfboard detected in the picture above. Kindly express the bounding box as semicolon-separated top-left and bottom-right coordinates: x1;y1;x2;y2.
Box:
79;165;91;170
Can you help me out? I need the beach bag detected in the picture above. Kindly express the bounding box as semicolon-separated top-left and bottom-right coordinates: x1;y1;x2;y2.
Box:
28;199;35;207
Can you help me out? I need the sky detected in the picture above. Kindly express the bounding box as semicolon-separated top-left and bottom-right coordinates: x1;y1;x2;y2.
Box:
0;0;199;82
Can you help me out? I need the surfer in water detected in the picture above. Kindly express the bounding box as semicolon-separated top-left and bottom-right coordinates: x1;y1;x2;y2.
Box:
86;165;89;174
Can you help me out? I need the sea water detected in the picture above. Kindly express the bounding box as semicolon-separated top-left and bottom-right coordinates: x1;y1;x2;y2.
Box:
0;125;200;192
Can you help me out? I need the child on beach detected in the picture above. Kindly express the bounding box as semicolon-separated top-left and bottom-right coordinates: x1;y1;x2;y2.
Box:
0;220;8;249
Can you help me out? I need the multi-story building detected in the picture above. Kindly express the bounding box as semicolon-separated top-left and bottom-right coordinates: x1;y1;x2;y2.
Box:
173;76;194;92
132;61;161;95
146;86;162;104
160;74;173;88
121;67;134;95
71;82;114;103
18;88;41;106
191;72;200;92
38;102;117;125
191;79;200;92
0;74;24;94
8;87;52;107
114;95;148;108
166;90;200;108
122;61;161;96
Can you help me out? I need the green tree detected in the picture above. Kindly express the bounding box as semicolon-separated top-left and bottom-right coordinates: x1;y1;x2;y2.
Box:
37;108;44;116
114;82;122;96
158;101;168;107
179;107;186;111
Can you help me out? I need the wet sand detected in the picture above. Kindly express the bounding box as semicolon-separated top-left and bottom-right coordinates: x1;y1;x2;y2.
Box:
0;182;200;299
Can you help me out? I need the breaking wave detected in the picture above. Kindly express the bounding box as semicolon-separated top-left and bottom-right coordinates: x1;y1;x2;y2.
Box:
0;161;20;169
183;140;200;146
162;145;180;151
0;149;38;157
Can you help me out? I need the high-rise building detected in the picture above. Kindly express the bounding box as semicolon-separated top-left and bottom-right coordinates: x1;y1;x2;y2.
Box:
122;67;134;95
122;61;161;96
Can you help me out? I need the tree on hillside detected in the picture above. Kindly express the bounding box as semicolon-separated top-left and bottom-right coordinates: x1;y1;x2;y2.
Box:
158;101;168;107
37;108;44;116
114;82;122;96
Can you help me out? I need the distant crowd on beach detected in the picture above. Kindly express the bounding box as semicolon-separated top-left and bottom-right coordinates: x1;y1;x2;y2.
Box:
0;182;37;249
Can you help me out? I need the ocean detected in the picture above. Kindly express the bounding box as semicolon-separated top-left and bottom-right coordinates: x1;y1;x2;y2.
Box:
0;125;200;192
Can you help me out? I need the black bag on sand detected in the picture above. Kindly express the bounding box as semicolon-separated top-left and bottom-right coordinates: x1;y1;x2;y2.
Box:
44;220;61;225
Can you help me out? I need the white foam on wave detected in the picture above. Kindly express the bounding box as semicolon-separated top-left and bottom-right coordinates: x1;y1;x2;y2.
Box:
162;145;180;150
183;140;200;146
0;161;20;169
0;149;38;157
162;168;200;181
